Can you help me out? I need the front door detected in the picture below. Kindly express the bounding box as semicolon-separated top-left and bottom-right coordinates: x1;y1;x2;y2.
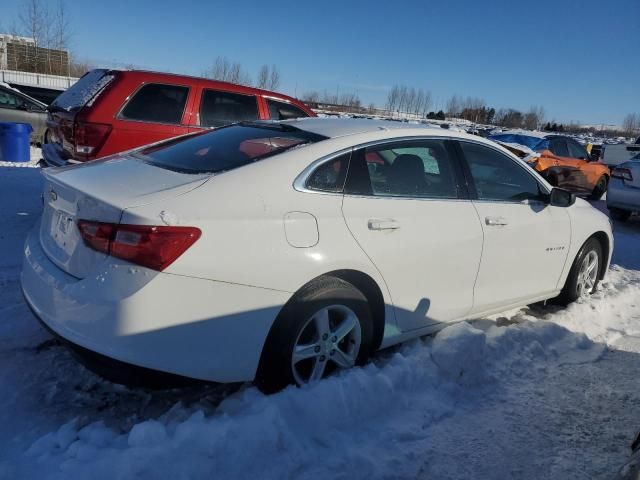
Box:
341;138;483;331
457;140;571;314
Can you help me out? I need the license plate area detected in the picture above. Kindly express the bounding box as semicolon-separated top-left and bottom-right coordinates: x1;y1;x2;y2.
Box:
50;210;76;253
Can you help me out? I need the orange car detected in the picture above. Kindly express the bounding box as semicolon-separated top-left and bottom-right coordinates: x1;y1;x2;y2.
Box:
490;133;610;200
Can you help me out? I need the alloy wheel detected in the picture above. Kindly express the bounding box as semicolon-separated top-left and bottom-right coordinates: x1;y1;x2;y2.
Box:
291;305;362;386
576;250;599;298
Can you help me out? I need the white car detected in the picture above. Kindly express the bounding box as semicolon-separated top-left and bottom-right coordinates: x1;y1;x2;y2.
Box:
21;118;613;392
607;157;640;221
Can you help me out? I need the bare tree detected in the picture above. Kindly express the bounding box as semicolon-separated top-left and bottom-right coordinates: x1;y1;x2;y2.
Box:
302;91;320;103
623;113;639;137
205;56;252;86
446;94;461;118
268;64;280;90
256;65;269;89
386;85;400;113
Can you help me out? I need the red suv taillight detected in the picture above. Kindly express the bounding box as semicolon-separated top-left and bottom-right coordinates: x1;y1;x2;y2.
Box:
612;167;633;181
74;121;112;160
77;220;201;271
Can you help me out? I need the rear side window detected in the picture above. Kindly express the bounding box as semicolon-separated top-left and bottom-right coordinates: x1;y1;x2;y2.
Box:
306;153;350;192
50;69;114;112
0;88;28;109
120;83;189;124
267;99;309;120
345;140;459;198
200;90;259;127
138;124;326;174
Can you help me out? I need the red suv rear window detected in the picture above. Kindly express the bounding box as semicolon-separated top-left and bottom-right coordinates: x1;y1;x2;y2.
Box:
50;69;114;112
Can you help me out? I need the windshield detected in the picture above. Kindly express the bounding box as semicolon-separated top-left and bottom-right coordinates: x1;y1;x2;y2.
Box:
137;123;327;174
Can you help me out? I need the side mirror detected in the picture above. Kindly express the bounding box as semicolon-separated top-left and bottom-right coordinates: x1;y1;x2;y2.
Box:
549;187;576;207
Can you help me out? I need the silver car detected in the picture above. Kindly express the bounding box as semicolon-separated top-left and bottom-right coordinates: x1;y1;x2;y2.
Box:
0;83;48;144
607;156;640;221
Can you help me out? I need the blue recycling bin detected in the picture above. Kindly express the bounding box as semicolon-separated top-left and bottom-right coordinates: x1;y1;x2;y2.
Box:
0;122;33;162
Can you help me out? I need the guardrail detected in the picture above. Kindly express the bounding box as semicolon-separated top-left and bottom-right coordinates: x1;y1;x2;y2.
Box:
0;69;78;90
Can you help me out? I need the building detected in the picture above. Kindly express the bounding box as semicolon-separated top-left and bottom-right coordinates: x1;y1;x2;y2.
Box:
0;34;70;76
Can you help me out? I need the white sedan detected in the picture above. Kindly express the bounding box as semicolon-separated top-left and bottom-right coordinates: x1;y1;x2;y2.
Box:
21;118;613;392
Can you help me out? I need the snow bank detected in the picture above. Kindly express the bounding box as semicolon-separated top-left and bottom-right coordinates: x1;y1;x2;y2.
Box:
0;146;42;168
19;320;602;480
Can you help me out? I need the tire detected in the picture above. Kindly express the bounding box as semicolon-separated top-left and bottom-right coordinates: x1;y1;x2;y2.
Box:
256;276;374;393
546;173;558;187
589;175;608;200
609;207;631;222
555;237;603;306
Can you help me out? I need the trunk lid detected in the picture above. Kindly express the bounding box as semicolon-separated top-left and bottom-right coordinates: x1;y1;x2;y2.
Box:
40;156;209;278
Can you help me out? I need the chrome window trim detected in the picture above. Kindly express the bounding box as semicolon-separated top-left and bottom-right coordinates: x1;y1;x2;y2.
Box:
116;82;191;126
294;135;551;202
293;147;352;196
294;135;462;199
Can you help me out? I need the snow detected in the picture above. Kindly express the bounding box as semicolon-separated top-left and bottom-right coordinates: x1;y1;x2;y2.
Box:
0;146;42;168
1;165;640;478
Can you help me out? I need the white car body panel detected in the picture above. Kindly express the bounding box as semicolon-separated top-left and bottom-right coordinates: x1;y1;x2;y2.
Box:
21;118;614;383
342;195;483;330
469;200;571;313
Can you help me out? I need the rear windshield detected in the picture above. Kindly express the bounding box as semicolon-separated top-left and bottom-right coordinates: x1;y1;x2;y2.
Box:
136;123;327;174
50;69;114;112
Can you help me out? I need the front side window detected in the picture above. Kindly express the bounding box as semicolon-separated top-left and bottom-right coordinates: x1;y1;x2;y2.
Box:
267;99;309;120
549;137;570;157
200;90;259;127
120;83;189;124
345;140;459;198
137;123;326;174
306;153;350;192
460;142;543;202
567;140;589;160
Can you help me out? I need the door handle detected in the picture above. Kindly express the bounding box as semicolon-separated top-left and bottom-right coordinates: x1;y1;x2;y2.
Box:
368;219;400;231
485;216;508;226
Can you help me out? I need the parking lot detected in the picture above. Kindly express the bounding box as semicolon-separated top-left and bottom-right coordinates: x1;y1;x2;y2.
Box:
1;161;640;478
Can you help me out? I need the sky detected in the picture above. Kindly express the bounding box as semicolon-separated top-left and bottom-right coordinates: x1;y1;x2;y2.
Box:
2;0;639;125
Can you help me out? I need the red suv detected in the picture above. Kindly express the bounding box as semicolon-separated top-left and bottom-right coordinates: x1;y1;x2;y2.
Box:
43;69;315;166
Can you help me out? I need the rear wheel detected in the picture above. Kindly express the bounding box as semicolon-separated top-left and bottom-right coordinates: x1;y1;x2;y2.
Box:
589;175;608;200
556;237;603;305
609;207;631;222
256;277;373;393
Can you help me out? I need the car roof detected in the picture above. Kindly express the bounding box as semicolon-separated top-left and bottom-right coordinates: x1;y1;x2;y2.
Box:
116;69;305;104
278;117;462;139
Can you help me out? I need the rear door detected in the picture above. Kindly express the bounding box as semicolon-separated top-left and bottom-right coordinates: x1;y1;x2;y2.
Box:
108;82;191;155
341;138;483;331
458;140;570;313
0;86;45;141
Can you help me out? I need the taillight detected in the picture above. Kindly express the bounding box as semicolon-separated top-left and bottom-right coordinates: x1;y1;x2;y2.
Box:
77;220;201;271
612;168;633;181
74;121;112;160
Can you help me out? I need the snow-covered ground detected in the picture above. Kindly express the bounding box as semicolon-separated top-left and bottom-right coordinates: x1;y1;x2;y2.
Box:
1;161;640;479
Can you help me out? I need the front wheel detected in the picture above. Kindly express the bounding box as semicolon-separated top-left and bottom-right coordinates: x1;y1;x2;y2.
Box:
256;277;373;393
589;175;608;200
556;238;603;305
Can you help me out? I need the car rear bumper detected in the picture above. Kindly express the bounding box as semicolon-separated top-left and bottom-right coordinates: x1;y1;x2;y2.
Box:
20;226;289;383
607;178;640;212
42;143;74;167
